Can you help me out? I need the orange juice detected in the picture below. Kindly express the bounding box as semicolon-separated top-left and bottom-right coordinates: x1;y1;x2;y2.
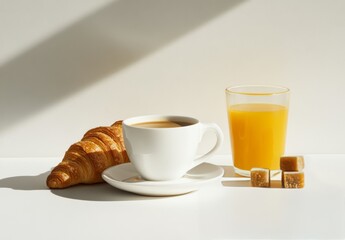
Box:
228;103;288;171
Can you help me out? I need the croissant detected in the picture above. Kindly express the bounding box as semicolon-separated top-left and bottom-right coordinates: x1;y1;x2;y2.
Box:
47;121;129;189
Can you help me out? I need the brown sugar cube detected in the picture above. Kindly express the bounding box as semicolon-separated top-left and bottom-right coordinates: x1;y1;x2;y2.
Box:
280;156;304;171
250;168;270;187
282;171;304;188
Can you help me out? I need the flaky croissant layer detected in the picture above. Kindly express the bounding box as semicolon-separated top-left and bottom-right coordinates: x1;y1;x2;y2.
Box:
47;121;129;189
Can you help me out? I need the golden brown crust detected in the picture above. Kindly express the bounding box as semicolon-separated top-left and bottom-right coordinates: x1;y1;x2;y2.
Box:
46;121;129;189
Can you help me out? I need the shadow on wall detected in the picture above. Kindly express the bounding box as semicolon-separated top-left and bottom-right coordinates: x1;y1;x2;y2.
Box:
0;0;245;132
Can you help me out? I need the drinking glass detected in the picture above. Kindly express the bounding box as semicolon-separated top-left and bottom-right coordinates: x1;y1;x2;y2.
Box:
225;85;290;177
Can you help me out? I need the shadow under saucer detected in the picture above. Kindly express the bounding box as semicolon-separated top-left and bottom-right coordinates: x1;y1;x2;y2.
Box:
50;183;169;202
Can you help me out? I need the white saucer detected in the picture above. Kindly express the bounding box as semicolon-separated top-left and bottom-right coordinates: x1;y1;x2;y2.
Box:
102;162;224;196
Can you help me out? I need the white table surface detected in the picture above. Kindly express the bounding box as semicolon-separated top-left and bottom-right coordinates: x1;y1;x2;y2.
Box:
0;155;344;239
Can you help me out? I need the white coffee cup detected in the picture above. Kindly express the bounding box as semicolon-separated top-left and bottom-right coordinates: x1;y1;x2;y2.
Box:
122;115;224;181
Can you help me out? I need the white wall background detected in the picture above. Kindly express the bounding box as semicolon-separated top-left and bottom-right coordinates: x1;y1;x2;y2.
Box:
1;0;345;158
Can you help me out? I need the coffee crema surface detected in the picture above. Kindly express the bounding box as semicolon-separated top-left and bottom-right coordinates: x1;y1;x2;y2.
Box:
131;121;191;128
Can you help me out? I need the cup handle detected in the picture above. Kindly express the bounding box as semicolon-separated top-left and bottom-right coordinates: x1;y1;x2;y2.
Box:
191;123;224;169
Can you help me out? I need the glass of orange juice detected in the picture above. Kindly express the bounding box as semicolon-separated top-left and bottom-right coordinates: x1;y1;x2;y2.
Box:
225;85;290;177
